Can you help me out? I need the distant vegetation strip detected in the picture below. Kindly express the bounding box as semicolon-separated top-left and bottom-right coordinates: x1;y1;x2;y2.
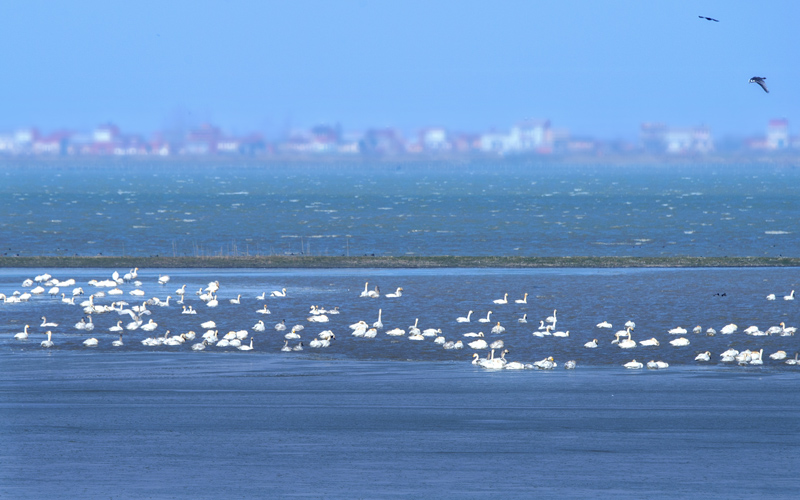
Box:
1;256;798;269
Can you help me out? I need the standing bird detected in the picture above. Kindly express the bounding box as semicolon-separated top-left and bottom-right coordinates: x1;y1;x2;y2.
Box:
749;77;769;93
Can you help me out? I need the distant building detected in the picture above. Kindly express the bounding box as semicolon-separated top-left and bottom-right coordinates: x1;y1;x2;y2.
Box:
479;120;553;155
359;128;405;155
746;119;792;152
640;123;713;154
767;119;789;149
93;123;120;143
419;128;451;151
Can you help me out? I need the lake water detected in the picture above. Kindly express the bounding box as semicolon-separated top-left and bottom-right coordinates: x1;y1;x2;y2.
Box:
1;162;798;258
2;162;799;498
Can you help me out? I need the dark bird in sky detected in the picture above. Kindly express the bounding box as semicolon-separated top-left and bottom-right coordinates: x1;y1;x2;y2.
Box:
749;76;769;93
698;16;719;22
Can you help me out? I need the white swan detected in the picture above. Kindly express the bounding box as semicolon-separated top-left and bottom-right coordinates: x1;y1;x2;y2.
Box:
514;293;528;304
546;309;557;324
623;359;643;369
192;340;208;351
256;304;271;314
766;293;776;300
518;313;528;324
493;293;508;305
618;335;636;349
624;320;636;329
785;353;799;365
110;321;124;333
695;351;711;361
112;334;124;347
309;337;331;348
596;321;612;329
669;337;690;346
200;320;216;329
386;328;405;336
83;337;98;347
15;325;30;340
293;342;304;351
366;286;380;298
238;339;254;351
40;316;58;327
281;340;291;352
584;338;598;348
489;339;504;349
256;292;266;300
463;331;483;338
491;322;505;334
668;326;687;335
646;360;669;370
552;329;570;338
270;288;287;297
385;287;403;298
141;319;158;332
720;324;737;335
534;356;556;370
158;275;170;284
468;339;488;349
456;311;472;323
478;311;492;323
769;350;787;360
785;290;795;301
206;295;218;308
41;331;54;347
639;338;660;347
359;282;370;297
252;320;265;332
422;328;440;337
229;294;241;305
372;309;383;329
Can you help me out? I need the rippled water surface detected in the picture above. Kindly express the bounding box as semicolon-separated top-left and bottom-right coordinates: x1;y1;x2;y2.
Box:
3;161;800;498
2;162;798;257
2;267;798;366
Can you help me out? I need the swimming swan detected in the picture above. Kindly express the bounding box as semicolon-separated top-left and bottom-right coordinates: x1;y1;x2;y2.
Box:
456;311;473;323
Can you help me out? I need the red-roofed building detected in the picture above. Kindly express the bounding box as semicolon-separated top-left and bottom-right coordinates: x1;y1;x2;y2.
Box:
767;119;789;149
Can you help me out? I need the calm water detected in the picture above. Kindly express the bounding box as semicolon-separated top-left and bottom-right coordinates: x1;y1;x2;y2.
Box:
3;354;799;499
2;162;800;497
1;162;798;257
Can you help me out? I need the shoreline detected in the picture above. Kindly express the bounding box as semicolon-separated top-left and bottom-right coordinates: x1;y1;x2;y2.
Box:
1;255;799;268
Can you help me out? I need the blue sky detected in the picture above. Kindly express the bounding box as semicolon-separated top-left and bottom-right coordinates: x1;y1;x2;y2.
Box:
0;0;797;139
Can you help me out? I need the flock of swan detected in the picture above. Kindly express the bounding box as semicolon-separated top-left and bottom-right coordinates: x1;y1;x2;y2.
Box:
3;270;798;372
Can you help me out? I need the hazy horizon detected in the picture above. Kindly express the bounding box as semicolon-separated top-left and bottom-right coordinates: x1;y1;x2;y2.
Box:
1;0;798;140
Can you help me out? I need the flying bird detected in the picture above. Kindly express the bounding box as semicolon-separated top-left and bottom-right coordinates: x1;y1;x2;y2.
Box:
749;76;769;93
698;16;719;22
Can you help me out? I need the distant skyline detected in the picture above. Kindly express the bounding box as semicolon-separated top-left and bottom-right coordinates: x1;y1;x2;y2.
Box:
1;1;798;140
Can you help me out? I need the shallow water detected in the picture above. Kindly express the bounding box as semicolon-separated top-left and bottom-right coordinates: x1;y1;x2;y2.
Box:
2;267;798;367
3;161;800;497
3;353;799;499
2;162;798;258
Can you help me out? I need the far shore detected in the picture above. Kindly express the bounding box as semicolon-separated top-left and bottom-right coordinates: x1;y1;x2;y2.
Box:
1;256;798;269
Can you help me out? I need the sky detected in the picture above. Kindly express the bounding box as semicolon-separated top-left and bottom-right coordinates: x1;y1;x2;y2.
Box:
0;0;798;140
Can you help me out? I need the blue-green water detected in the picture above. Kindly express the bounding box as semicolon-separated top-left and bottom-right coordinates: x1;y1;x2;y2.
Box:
2;162;798;257
3;162;800;498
